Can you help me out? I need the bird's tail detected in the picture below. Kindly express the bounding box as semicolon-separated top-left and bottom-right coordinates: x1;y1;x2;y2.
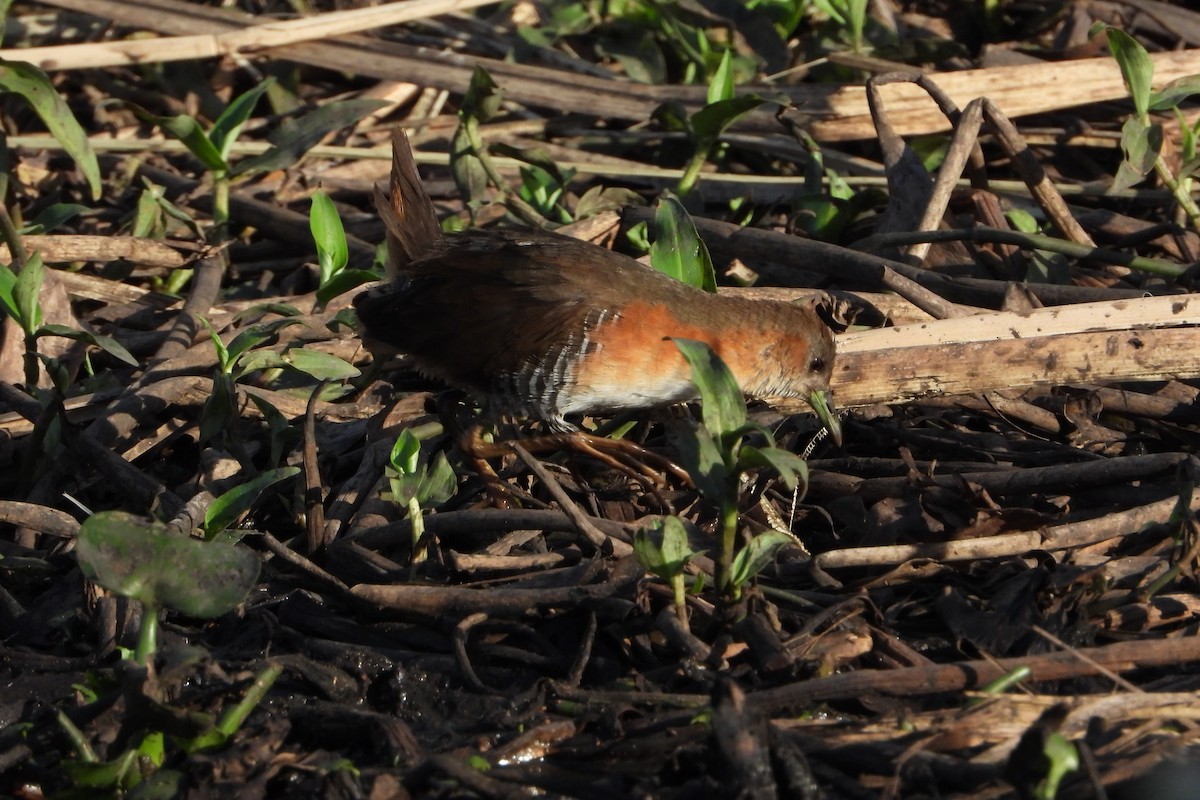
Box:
375;128;442;278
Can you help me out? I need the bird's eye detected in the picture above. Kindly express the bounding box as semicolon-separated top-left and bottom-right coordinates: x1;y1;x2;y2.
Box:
810;357;826;373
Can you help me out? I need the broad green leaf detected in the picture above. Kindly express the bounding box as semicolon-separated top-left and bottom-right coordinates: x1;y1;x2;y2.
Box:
310;190;348;283
133;108;225;173
281;347;360;380
390;429;421;474
1105;28;1154;118
315;269;378;310
707;48;735;105
76;511;261;617
673;338;746;437
233;349;287;375
203;466;301;536
666;418;729;502
729;530;792;588
209;78;274;161
651;194;716;292
0;60;101;199
418;451;456;505
36;323;138;366
1149;74;1200;111
13;250;44;333
226;318;304;366
1111;116;1162;194
737;445;810;494
231;98;387;176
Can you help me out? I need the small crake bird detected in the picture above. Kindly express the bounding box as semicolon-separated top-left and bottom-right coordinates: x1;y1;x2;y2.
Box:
355;131;842;450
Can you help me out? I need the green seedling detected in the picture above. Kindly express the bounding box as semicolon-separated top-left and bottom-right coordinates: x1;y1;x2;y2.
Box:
0;252;137;389
203;466;301;541
810;0;869;53
663;49;765;196
1093;24;1200;230
133;79;385;243
1034;733;1079;800
58;660;282;793
791;130;863;242
670;338;809;599
634;515;701;625
310;189;379;310
382;429;456;570
76;511;262;665
199;315;359;449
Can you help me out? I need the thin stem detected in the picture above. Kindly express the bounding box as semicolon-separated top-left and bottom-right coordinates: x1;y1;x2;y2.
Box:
715;498;738;594
134;604;159;665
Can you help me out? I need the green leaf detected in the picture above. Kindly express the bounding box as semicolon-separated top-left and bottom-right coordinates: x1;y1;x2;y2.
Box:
1149;74;1200;111
203;466;301;536
133;108;226;172
76;511;261;616
450;121;489;206
1036;733;1080;800
281;347;360;380
673;338;747;437
667;418;729;502
315;269;378;310
310;190;348;284
1105;28;1154;118
691;95;765;144
737;445;810;494
1111;116;1162;194
13;250;44;333
0;60;101;199
209;78;274;162
728;530;792;588
226;318;304;367
460;65;504;122
26;202;89;234
707;48;735;105
635;516;698;578
418;451;456;505
200;372;237;444
651;194;717;292
390;429;421;474
36;323;138;366
246;393;290;468
231;98;387;176
230;302;303;323
199;316;231;373
0;261;17;320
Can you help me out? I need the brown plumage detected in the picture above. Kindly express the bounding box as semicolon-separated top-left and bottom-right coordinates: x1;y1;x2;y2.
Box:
354;130;840;441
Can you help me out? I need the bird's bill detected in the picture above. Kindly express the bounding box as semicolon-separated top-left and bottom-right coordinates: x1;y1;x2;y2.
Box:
763;390;843;447
807;388;843;448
